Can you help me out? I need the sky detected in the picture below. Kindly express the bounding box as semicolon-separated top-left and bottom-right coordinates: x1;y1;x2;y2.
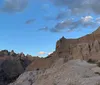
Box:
0;0;100;57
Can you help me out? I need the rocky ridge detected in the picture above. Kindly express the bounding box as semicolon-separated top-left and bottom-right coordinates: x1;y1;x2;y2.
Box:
0;50;39;85
49;26;100;61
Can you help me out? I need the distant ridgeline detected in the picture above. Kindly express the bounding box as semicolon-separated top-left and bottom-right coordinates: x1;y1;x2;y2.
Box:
0;50;39;85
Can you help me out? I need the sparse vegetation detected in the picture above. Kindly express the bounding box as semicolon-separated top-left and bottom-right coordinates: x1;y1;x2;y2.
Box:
95;72;100;75
97;62;100;67
87;59;97;64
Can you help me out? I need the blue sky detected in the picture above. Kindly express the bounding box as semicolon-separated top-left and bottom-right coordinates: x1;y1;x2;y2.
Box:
0;0;100;57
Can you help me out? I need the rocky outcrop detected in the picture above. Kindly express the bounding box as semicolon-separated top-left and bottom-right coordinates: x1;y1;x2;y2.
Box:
51;27;100;61
0;59;24;85
0;50;37;85
72;40;100;60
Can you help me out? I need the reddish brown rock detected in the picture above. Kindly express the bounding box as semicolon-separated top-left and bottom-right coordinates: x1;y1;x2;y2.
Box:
54;26;100;61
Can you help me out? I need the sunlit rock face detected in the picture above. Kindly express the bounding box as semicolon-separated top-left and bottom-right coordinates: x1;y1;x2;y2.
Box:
53;26;100;61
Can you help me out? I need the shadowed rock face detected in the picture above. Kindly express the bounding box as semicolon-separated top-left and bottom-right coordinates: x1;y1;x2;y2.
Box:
0;50;37;85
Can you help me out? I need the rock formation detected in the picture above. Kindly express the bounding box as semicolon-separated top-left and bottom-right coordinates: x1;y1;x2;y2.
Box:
0;50;38;85
50;26;100;61
27;26;100;71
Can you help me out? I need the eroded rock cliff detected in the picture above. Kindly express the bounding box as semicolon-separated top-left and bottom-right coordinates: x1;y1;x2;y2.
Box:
51;27;100;61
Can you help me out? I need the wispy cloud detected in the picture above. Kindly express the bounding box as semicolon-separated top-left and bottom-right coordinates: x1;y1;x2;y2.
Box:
38;51;46;55
25;19;35;24
38;27;49;31
40;16;100;32
38;51;52;56
56;11;69;20
48;52;53;55
40;0;100;33
50;16;98;32
51;0;100;15
96;17;100;24
44;16;55;21
1;0;28;13
44;11;69;21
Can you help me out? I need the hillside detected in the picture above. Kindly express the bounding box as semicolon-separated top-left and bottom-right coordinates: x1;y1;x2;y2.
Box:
9;59;100;85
